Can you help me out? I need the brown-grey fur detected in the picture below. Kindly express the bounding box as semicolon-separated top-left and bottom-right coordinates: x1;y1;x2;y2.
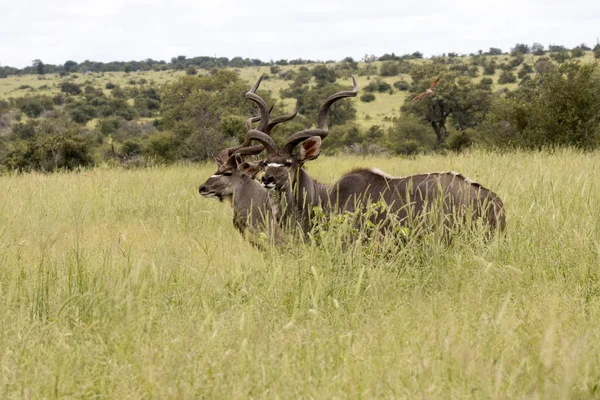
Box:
263;163;506;237
199;157;284;246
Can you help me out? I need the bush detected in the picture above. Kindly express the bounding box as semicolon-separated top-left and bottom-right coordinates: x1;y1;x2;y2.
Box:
2;123;94;172
498;71;517;84
482;61;600;149
70;104;97;124
144;131;180;162
571;47;585;58
479;77;493;89
360;92;376;102
16;96;53;118
483;61;496;75
549;51;570;63
181;128;228;162
393;80;410;91
518;64;533;78
365;79;392;93
534;58;554;75
467;66;479;77
105;82;116;89
59;81;82;95
387;114;435;155
447;129;474;152
379;61;399;76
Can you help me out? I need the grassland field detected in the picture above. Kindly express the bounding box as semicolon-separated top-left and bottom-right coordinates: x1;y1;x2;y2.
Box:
1;149;600;398
2;51;596;129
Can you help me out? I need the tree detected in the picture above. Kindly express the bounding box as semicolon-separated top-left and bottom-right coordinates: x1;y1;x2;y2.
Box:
595;43;600;59
311;65;337;86
549;51;570;63
481;61;600;149
511;43;530;55
402;64;493;148
548;44;568;52
32;59;45;75
159;70;276;161
64;60;78;72
531;43;546;55
487;47;503;55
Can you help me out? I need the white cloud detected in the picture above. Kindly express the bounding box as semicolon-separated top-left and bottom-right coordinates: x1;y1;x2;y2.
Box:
0;0;598;68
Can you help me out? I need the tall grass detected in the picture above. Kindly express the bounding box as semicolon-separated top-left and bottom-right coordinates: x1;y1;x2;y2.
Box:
1;149;599;398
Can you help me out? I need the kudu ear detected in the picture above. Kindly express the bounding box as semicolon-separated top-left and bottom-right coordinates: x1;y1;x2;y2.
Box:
238;161;263;179
298;136;322;162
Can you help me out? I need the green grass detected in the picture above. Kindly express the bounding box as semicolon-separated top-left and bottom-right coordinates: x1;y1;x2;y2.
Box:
2;150;600;397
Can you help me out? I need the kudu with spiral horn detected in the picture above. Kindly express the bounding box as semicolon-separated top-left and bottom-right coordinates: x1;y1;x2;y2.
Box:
198;76;298;244
249;76;506;236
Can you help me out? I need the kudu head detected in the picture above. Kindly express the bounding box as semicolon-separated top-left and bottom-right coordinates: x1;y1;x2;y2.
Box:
199;75;299;201
247;76;358;191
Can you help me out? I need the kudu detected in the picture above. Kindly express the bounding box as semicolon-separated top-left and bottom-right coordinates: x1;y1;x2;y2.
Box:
198;76;298;244
247;76;506;237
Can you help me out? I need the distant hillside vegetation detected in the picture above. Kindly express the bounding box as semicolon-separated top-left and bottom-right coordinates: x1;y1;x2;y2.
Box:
1;43;599;172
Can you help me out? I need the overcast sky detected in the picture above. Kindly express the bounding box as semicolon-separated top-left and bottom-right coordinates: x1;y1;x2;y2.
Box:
1;0;598;68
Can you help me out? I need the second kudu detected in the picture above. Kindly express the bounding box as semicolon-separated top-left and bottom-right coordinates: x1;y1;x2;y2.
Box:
246;76;506;237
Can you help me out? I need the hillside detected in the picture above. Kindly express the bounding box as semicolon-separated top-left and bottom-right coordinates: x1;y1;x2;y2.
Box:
2;51;596;129
1;49;599;172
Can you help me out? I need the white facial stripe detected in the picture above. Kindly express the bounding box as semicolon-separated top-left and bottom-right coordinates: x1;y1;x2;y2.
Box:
210;174;221;178
267;163;284;168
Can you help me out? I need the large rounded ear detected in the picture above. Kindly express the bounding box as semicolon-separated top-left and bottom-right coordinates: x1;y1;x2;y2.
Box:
238;161;263;179
298;136;322;162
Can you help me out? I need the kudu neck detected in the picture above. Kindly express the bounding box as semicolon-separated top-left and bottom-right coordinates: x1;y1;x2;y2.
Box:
290;167;330;211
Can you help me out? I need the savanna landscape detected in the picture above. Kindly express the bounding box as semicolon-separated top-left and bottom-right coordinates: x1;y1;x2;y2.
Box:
1;43;600;398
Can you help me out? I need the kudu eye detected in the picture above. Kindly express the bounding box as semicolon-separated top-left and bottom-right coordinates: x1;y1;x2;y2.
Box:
284;161;293;167
223;171;233;176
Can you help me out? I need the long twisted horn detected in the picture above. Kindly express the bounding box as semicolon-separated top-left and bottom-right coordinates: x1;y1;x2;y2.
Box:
317;75;358;130
247;129;277;155
218;104;275;165
245;75;270;132
266;100;299;135
281;76;358;154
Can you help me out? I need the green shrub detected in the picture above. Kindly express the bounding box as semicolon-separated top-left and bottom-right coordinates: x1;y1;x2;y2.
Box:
498;71;517;84
379;61;399;76
360;92;376;102
393;80;410;91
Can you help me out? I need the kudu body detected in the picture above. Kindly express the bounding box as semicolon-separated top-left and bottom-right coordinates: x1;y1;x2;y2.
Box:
248;76;506;236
